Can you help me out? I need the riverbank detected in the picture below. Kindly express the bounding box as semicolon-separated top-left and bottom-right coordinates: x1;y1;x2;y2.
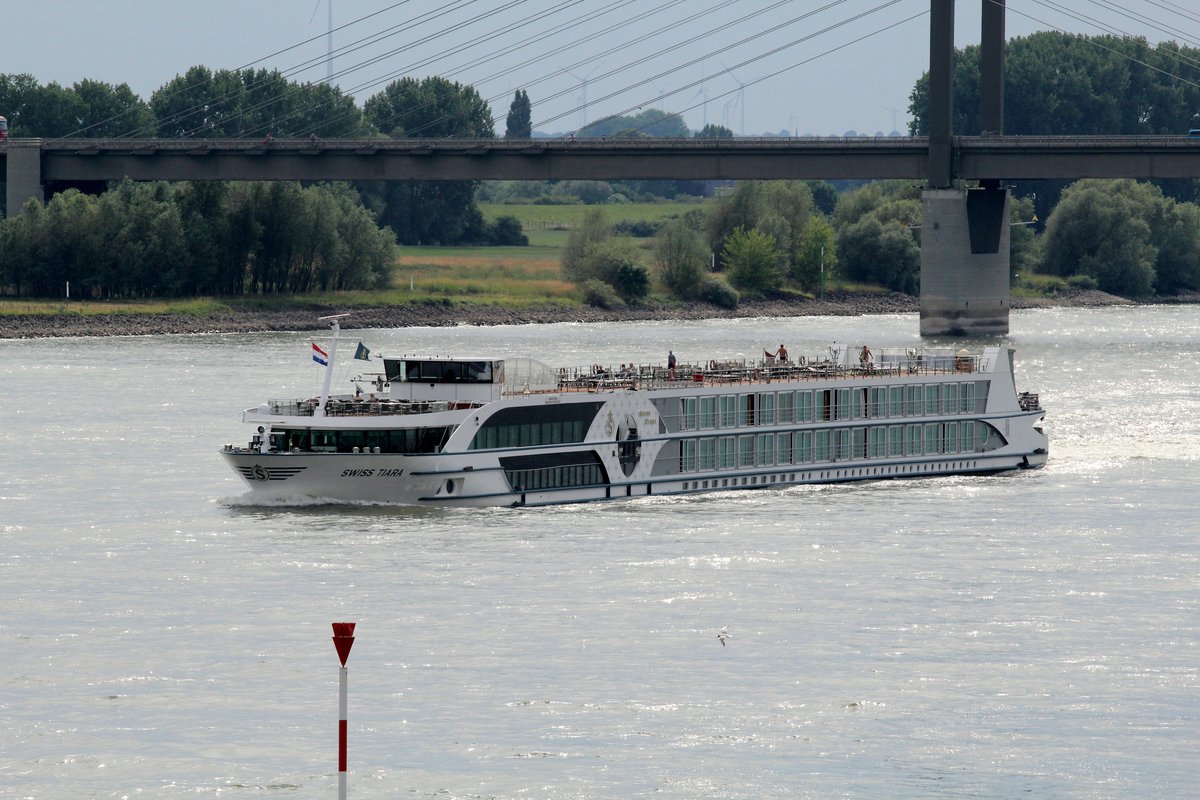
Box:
0;289;1150;339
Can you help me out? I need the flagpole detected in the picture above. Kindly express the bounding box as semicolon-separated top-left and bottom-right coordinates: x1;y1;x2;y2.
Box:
316;314;351;417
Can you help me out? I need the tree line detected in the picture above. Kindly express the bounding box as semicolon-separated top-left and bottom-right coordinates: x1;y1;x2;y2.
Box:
0;181;395;299
564;170;1200;309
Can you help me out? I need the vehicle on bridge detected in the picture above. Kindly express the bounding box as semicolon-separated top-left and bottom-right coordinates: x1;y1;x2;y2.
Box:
0;115;8;142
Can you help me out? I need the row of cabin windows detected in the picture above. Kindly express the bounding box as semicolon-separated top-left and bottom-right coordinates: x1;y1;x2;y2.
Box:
273;427;453;454
676;383;981;431
470;418;589;450
677;421;996;472
505;463;606;492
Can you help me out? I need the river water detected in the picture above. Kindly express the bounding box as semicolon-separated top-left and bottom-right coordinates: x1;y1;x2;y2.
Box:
2;306;1198;799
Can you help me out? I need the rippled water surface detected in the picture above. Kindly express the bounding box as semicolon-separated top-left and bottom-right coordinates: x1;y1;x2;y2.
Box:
2;307;1198;798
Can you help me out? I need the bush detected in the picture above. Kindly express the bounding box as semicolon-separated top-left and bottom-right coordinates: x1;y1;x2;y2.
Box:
698;277;739;309
611;262;650;303
581;279;625;309
1066;273;1099;290
486;215;528;246
612;219;660;237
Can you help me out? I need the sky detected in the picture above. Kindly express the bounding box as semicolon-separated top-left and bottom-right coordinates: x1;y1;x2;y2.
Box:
4;0;1199;137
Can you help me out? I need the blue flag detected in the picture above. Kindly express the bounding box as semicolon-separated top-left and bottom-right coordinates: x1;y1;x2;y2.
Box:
353;342;371;361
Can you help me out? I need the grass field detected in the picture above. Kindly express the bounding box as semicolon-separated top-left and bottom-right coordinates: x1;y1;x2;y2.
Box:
479;201;706;228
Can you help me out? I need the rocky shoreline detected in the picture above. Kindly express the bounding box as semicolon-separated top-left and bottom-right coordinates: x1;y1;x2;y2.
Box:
0;289;1150;340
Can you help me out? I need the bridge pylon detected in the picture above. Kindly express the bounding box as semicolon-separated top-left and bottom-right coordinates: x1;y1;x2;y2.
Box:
919;186;1011;337
4;140;45;217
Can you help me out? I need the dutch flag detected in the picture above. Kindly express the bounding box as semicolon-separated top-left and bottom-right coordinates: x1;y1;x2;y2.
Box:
312;342;328;366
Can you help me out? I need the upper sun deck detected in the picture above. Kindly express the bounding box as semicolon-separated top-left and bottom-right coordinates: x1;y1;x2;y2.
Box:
535;346;999;395
248;346;1008;422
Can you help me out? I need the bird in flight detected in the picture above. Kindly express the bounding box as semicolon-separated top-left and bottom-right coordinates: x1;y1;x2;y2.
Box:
717;627;731;647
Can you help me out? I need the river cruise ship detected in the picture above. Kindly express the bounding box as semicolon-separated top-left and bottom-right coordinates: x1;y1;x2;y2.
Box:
222;317;1047;507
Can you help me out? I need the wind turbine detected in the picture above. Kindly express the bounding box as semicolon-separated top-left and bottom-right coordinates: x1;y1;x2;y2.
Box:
690;66;711;130
564;63;603;132
721;61;747;136
650;79;672;113
881;104;902;134
309;0;334;80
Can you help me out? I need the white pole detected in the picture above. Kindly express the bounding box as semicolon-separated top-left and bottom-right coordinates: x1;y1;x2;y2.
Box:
331;622;355;800
316;318;342;417
338;666;348;800
66;281;70;299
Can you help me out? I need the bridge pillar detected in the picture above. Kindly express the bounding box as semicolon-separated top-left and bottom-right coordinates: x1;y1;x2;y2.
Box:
920;187;1011;337
4;140;44;218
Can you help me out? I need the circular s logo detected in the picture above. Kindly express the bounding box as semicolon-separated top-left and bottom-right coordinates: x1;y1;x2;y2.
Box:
251;464;269;481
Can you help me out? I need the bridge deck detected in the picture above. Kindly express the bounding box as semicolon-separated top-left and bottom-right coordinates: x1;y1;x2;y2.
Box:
5;135;1200;183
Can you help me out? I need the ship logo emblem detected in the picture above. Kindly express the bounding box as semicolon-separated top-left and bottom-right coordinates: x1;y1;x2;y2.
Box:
251;464;269;481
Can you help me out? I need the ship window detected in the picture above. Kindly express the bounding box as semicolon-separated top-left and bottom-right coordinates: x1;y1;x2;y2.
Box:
835;389;851;420
925;385;941;415
834;429;851;460
738;435;754;467
796;390;814;423
870;427;887;458
719;395;737;427
776;432;793;465
739;394;756;426
500;451;607;492
699;438;715;470
392;359;496;383
906;424;922;455
925;423;942;454
818;389;833;421
756;433;774;466
814;430;831;461
943;384;959;415
470;402;603;450
944;422;959;453
682;397;698;431
888;425;903;457
758;393;775;425
699;396;717;429
797;431;813;463
681;439;697;472
961;382;976;413
889;386;904;416
906;385;922;416
867;387;886;419
301;427;452;454
777;391;794;424
718;436;736;469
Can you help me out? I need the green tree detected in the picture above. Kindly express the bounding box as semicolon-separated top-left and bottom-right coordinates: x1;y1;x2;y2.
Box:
706;182;766;266
722;227;781;296
362;77;493;244
150;66;367;139
793;218;836;293
580;108;689;139
1040;179;1160;296
1155;201;1200;294
653;219;710;298
505;89;532;138
71;79;156;137
695;123;734;139
561;208;611;283
836;217;920;294
583;243;649;303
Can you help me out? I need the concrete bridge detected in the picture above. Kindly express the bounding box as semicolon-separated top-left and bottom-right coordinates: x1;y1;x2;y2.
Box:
7;135;1200;191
